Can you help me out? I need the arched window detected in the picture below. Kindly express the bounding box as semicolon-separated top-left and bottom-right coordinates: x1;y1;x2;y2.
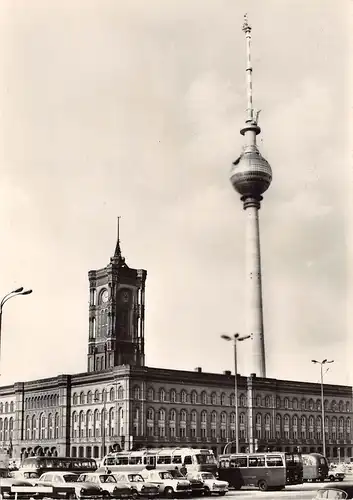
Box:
181;391;187;404
220;393;226;406
211;411;217;424
79;411;85;438
169;409;176;421
301;399;306;410
48;413;53;439
284;414;290;425
133;386;140;400
54;413;59;439
118;387;124;400
191;410;197;423
284;398;289;409
309;416;314;427
25;416;30;440
316;399;321;411
346;418;351;434
147;387;154;401
324;400;329;411
265;396;271;408
191;391;198;404
79;392;85;405
211;393;217;405
31;415;37;440
94;390;100;403
170;390;176;403
9;417;13;440
201;411;207;423
201;392;207;405
276;397;281;408
159;389;165;402
293;415;298;427
72;393;78;405
109;387;115;402
308;399;314;410
3;418;8;441
331;400;337;411
293;398;298;410
256;395;261;407
276;414;281;426
94;409;100;437
339;401;344;412
256;413;262;425
159;409;165;421
346;402;351;413
240;394;246;407
221;412;227;424
147;408;154;421
9;402;14;413
239;412;245;425
86;410;93;438
4;402;8;413
180;410;187;422
229;393;235;406
301;416;307;427
39;413;46;440
265;414;271;425
86;391;92;404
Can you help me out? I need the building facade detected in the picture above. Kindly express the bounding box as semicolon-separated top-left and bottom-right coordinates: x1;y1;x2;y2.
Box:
0;239;350;462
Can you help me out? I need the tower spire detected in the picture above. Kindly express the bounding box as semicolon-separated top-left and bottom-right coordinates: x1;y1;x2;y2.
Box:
114;216;121;258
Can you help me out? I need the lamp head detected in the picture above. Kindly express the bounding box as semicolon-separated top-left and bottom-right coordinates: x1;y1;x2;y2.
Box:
21;290;33;296
311;360;318;364
13;287;24;293
221;334;232;341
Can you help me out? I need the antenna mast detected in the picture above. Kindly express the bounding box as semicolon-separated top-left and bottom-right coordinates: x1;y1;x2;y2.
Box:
117;216;121;244
242;14;255;124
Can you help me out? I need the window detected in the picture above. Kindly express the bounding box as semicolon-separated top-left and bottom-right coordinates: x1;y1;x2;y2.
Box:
293;398;298;410
265;396;271;408
87;392;93;404
266;456;283;467
118;387;124;400
79;392;85;405
284;398;289;409
191;411;197;423
211;393;217;405
109;388;115;402
256;396;261;407
248;456;265;467
181;391;187;404
220;393;226;405
230;457;247;468
201;392;207;405
180;410;187;422
159;409;165;421
147;408;154;421
133;386;140;400
159;389;165;402
170;390;176;403
191;391;198;404
240;394;246;407
169;409;176;421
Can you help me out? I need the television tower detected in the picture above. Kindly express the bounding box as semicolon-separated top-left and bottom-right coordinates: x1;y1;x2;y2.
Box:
229;15;272;378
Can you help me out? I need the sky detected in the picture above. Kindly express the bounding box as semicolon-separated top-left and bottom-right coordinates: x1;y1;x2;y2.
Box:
0;0;351;387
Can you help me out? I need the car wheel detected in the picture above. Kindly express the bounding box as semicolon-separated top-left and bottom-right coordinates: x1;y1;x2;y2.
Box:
258;480;268;492
67;494;76;500
329;475;335;482
218;492;226;496
164;487;174;498
102;491;110;498
131;489;138;499
203;487;211;496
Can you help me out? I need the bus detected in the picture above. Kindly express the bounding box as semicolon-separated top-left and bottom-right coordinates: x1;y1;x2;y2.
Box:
302;453;329;482
101;448;217;475
217;452;303;492
19;456;97;478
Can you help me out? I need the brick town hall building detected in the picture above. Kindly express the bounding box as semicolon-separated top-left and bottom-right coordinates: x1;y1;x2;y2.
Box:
0;239;352;462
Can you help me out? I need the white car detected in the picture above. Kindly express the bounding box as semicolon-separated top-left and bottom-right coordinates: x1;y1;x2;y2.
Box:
191;472;228;496
140;469;192;497
78;473;133;499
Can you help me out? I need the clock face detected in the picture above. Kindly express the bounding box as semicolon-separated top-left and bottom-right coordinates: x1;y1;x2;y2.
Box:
101;290;109;303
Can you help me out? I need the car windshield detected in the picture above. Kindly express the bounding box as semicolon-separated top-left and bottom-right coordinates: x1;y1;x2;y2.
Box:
63;474;79;483
196;454;216;465
159;472;173;480
26;473;39;479
128;475;143;482
99;475;117;483
201;473;215;480
315;489;347;499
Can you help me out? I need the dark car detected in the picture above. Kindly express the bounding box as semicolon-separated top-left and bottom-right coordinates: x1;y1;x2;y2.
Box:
167;470;204;497
313;482;353;499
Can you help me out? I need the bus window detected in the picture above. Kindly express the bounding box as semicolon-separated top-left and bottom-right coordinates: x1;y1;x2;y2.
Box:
105;457;116;466
116;457;129;466
129;457;142;465
157;457;171;465
230;457;247;468
219;459;229;469
184;456;192;465
266;456;284;467
172;456;182;464
248;456;265;467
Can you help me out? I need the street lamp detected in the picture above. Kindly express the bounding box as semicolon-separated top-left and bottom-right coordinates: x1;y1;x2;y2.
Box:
311;359;334;458
221;333;251;454
0;287;33;366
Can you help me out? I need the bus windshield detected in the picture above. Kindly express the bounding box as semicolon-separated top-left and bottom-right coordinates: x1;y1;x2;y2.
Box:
285;454;301;464
196;454;216;465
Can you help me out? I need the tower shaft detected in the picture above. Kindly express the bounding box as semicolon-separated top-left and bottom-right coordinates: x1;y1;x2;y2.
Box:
244;198;266;377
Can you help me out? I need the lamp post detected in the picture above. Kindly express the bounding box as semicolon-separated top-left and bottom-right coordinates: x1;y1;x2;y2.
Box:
221;333;251;454
311;359;334;458
0;287;32;367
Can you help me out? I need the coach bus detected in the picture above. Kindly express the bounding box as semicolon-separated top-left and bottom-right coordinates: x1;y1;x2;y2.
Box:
101;448;217;475
20;456;97;477
217;452;303;491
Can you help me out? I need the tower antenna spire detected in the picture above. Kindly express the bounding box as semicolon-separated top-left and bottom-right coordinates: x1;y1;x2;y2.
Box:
242;13;257;125
114;216;122;258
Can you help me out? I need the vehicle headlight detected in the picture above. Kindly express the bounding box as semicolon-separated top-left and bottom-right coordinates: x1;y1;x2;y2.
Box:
212;483;217;489
80;488;85;495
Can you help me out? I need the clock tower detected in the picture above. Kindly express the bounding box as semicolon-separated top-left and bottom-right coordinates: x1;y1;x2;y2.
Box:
87;233;147;372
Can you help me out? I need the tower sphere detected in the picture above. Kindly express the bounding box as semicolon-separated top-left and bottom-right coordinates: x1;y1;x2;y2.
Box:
230;146;272;198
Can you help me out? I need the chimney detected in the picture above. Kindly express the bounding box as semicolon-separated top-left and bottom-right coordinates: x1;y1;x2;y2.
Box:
223;370;231;376
195;367;202;373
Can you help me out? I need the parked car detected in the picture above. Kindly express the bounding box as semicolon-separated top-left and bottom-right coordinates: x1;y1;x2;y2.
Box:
12;470;40;485
140;469;192;498
313;482;353;498
168;470;204;496
78;473;132;499
190;473;228;496
113;473;159;498
327;467;345;482
0;468;35;498
37;471;103;498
